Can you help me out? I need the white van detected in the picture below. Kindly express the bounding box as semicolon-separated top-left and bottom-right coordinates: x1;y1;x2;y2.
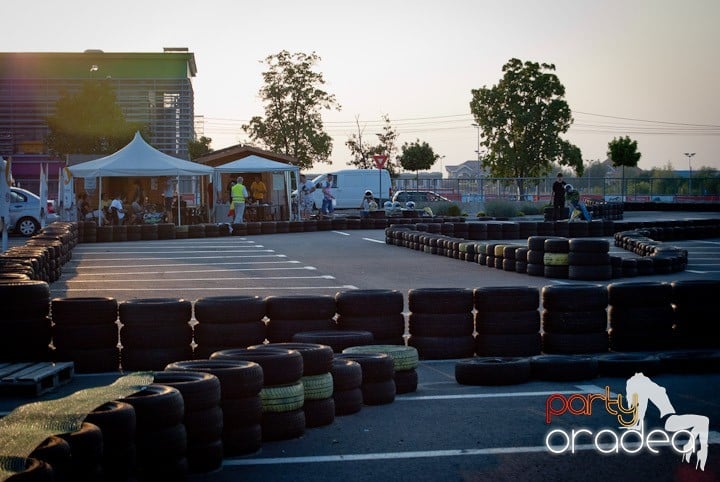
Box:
309;169;392;210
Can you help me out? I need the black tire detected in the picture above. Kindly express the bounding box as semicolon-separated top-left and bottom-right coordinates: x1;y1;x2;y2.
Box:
541;284;608;312
267;318;336;343
335;314;405;339
57;422;104;478
193;295;266;323
455;357;532;386
153;370;222;411
671;279;720;306
54;346;120;373
607;281;673;307
261;409;306;441
292;330;374;353
528;236;560;251
121;322;193;349
657;350;720;374
408;288;473;314
544;265;568;279
223;423;262;455
333;388;363;415
121;346;193;371
122;384;185;430
183;405;224;444
541;309;608;334
52;323;119;350
51;297;118;325
361;379;396;405
221;395;263;427
119;298;192;325
334;353;395;382
567;252;611;266
596;353;662;377
476;310;540;335
530;355;599;381
264;294;337;320
394;368;418;394
568;239;609;253
544;238;569;253
608;305;675;332
85;400;136;450
5;458;55;482
409;312;474;337
187;438;223;474
568;265;612;281
475;333;542;357
608;330;674;352
193;321;267;349
0;280;50;319
542;332;609;354
29;436;71;481
334;290;404;316
304;397;336;427
248;342;333;376
331;359;363;391
473;286;539;312
408;335;476;360
210;347;303;386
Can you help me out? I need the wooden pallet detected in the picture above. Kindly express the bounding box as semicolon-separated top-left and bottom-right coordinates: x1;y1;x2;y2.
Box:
0;362;75;396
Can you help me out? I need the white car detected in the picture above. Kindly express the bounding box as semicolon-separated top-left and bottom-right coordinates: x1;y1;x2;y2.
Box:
7;187;59;236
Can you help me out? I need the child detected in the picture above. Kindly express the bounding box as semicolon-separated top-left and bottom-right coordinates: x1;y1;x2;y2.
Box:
359;190;377;218
565;184;592;221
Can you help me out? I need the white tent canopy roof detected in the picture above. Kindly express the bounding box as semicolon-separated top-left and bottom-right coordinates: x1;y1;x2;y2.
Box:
213;155;298;173
68;132;214;178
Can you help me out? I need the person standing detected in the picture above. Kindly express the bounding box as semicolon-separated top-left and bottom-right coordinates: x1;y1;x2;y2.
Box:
231;176;249;223
320;174;335;217
552;172;567;221
163;179;176;223
298;173;316;220
250;176;267;203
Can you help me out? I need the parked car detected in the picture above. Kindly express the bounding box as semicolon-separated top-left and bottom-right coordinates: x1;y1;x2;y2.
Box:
391;190;451;203
7;187;59;236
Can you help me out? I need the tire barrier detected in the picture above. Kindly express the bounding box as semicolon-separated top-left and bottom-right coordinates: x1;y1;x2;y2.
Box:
474;286;541;357
0;280;52;362
292;330;374;353
543;238;569;279
249;342;335;428
407;288;475;360
192;296;267;359
530;354;599;381
165;359;264;456
330;359;363;415
595;353;662;378
607;281;674;352
671;279;720;349
209;347;306;441
264;294;337;343
335;289;405;345
567;239;611;281
119;298;193;371
152;371;223;474
334;352;396;405
541;284;609;355
84;401;137;482
122;384;189;481
455;357;532;386
51;297;120;373
57;422;104;481
28;436;71;482
342;345;419;394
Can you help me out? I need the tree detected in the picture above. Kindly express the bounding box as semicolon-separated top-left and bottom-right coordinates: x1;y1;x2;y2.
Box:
188;136;213;160
345;114;399;176
242;51;340;170
469;58;583;197
45;79;144;156
607;136;641;198
398;140;440;188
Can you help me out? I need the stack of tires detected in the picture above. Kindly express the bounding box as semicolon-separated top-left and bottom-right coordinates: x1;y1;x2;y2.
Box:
526;236;554;277
97;225;113;243
127;224;142;242
265;295;337;343
119;298;193;370
502;245;524;272
122;384;188;481
231;223;247;236
543;238;569;279
335;290;405;345
166;359;264;456
672;280;720;349
82;221;97;243
330;358;363;415
541;285;609;355
152;371;223;473
335;352;396;405
407;288;475;359
250;342;335;428
568;239;612;281
515;247;529;274
158;223;176;240
455;357;532;386
468;222;487;240
292;329;374;353
342;345;419;394
474;287;541;357
141;224;159;241
192;296;267;359
51;297;120;373
0;280;52;361
607;282;674;352
211;347;306;441
188;224;205;239
57;422;104;481
112;225;127;242
84;401;137;482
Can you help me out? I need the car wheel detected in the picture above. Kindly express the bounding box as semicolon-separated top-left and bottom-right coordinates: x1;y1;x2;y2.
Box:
17;216;40;236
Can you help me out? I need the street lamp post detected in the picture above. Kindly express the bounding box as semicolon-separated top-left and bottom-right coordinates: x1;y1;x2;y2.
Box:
472;123;483;200
684;152;695;196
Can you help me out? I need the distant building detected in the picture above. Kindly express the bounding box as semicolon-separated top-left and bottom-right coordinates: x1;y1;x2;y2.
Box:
0;48;197;193
445;160;487;179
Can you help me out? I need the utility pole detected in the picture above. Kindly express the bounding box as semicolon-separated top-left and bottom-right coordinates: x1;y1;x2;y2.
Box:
684;152;695;196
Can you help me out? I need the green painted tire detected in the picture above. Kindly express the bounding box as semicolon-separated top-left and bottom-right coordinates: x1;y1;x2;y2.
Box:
342;345;419;371
260;382;305;412
301;373;334;400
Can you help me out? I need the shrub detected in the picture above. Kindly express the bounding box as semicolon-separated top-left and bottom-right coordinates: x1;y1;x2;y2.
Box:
446;204;462;217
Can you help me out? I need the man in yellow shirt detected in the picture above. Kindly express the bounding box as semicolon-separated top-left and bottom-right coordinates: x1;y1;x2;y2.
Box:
250;176;267;203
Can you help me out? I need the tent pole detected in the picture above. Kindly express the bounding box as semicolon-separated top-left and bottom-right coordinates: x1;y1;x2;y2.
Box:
176;174;181;226
98;177;103;227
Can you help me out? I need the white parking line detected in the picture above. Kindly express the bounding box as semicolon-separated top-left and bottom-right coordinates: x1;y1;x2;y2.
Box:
63;275;333;283
70;254;284;261
333;231;350;236
52;285;358;292
72;266;317;276
72;260;302;270
363;238;385;244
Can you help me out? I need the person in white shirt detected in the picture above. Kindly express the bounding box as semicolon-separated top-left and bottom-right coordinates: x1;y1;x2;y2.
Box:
298;173;316;220
109;193;126;225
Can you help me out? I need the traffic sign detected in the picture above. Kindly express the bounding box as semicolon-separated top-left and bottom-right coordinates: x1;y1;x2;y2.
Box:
372;154;388;169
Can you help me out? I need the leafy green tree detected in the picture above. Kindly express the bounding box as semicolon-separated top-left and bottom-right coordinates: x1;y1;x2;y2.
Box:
243;51;340;170
607;136;641;198
398;140;440;187
469;58;583;197
345;114;399;176
45;79;144;156
188;136;213;160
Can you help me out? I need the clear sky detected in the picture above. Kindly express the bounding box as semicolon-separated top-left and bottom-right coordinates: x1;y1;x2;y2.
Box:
4;0;719;173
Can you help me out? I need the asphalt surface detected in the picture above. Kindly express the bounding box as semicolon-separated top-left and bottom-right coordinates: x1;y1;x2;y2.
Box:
2;211;720;481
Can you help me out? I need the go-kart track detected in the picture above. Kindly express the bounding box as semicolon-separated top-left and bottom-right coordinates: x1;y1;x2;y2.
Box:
2;211;720;482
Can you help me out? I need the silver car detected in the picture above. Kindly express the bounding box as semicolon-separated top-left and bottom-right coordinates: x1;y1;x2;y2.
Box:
7;187;59;236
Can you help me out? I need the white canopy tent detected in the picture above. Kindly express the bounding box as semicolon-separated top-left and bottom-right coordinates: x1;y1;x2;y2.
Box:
212;155;299;221
68;132;214;225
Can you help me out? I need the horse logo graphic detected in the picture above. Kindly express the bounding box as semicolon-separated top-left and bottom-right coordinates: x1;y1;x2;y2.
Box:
625;372;709;471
